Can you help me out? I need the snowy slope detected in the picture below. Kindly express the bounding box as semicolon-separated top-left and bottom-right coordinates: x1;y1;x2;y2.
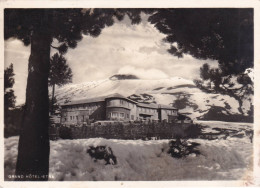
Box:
54;76;252;120
4;121;253;181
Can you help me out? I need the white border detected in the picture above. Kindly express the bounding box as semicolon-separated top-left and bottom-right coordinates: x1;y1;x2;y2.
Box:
0;0;259;187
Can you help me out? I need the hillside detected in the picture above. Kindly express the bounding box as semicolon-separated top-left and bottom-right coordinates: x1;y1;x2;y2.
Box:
54;76;253;122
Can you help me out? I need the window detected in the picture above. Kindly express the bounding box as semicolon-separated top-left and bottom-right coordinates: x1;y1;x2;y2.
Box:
131;115;134;120
76;116;78;120
120;113;124;118
70;116;72;120
120;100;125;105
127;114;129;118
64;118;67;121
112;112;118;117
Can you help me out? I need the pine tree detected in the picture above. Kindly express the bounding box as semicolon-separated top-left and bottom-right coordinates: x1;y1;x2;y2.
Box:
49;53;72;114
4;63;16;111
148;9;253;115
4;8;145;180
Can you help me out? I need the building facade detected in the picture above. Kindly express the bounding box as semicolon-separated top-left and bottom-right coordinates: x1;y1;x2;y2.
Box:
60;93;178;124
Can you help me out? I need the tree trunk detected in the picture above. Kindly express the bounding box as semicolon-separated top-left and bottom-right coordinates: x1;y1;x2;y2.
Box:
15;15;52;180
51;84;55;115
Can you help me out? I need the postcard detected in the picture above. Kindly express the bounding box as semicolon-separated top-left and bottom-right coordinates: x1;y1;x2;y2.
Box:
1;1;260;187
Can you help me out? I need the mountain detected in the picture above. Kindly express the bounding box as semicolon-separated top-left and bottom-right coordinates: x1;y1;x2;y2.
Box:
54;75;253;122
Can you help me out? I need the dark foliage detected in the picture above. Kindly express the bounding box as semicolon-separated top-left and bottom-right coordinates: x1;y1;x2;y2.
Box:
171;95;198;110
49;53;72;114
167;139;200;158
4;64;16;111
4;9;148;180
4;64;19;138
49;96;59;114
59;126;72;139
194;64;253;115
52;121;201;140
4;8;253;179
49;53;72;87
184;124;202;138
149;9;253;75
171;97;189;110
148;9;254;116
4;106;24;138
87;146;117;165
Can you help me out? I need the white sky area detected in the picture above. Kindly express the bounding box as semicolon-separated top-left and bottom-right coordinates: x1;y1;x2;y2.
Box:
4;14;218;105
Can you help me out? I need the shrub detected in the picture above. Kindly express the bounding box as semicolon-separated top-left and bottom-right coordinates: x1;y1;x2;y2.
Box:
183;124;202;138
167;139;200;158
59;126;72;139
87;145;117;165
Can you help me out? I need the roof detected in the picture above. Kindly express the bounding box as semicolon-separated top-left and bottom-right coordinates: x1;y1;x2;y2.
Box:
106;93;137;103
61;93;137;106
137;103;159;109
61;93;177;110
61;96;106;106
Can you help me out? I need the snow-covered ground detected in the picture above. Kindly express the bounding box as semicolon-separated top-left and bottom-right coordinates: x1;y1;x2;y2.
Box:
4;121;253;181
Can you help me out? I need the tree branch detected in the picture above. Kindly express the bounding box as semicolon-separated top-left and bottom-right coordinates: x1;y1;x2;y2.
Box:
50;44;59;49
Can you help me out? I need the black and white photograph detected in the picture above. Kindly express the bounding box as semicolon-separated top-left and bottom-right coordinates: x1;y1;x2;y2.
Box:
1;4;259;186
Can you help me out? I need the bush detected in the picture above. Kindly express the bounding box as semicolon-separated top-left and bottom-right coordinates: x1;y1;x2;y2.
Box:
183;124;202;138
167;139;200;158
87;145;117;165
59;126;72;139
4;107;24;138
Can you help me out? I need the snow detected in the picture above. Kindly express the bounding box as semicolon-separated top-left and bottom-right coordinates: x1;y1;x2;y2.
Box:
4;121;253;181
195;120;253;131
54;76;251;119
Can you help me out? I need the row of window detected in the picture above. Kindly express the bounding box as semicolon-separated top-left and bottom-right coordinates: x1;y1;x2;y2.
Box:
108;112;130;119
64;103;100;111
64;115;87;122
107;99;134;108
165;110;177;115
137;107;157;114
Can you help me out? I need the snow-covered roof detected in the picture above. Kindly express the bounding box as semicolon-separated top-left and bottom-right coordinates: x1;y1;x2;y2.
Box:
61;93;137;106
61;96;106;106
61;93;177;110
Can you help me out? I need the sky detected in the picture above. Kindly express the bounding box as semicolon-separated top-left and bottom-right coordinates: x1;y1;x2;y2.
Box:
4;13;218;105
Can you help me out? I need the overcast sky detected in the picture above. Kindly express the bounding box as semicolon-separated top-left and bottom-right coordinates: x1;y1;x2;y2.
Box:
5;14;217;105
